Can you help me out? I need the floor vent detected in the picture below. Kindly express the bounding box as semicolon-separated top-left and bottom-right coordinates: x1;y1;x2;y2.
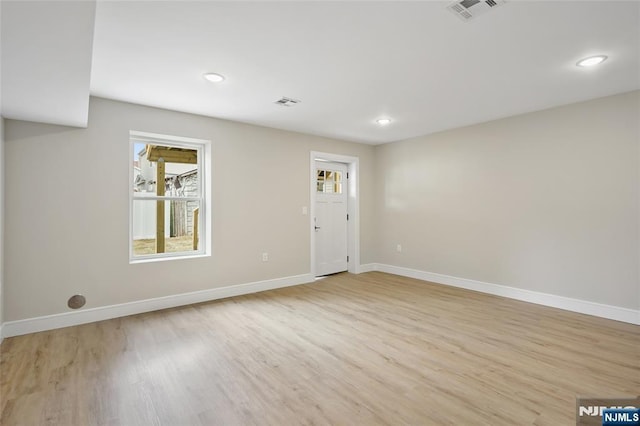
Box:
447;0;506;21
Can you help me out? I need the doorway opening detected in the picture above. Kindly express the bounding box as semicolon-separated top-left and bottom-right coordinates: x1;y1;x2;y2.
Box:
310;152;360;278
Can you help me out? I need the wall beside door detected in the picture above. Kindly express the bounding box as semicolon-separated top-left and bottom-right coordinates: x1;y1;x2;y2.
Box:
375;91;640;311
3;97;376;322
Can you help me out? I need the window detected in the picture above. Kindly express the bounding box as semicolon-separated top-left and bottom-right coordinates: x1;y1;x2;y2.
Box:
316;168;343;194
130;131;210;262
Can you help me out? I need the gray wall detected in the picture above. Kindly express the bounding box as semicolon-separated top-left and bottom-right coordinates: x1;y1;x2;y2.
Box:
3;97;375;321
375;91;639;309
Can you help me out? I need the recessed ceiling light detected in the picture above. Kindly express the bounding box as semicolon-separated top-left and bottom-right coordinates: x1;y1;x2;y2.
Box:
376;118;392;126
576;55;608;67
203;72;225;82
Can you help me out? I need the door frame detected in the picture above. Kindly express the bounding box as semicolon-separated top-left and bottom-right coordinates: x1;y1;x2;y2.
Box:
310;151;360;277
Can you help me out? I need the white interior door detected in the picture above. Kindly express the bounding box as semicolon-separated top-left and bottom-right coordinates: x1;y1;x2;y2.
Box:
315;161;348;276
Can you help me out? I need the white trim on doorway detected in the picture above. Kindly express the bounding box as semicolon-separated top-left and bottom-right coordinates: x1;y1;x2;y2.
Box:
310;152;360;277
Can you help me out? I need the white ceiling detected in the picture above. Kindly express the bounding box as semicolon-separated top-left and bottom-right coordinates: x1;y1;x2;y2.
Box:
1;1;96;128
2;1;640;144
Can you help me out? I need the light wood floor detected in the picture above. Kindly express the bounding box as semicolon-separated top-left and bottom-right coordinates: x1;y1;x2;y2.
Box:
1;272;638;425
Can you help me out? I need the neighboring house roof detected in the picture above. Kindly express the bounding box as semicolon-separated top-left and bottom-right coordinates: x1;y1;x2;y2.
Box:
177;169;198;178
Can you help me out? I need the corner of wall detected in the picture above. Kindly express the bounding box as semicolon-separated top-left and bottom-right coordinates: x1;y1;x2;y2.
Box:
0;0;4;343
0;116;4;344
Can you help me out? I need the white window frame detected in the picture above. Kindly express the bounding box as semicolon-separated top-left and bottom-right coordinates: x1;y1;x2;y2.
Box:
129;130;211;263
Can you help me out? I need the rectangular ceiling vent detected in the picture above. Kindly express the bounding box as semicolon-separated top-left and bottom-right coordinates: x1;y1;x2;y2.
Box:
274;97;301;107
447;0;506;21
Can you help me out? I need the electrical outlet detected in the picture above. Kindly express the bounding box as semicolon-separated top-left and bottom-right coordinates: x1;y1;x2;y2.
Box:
302;206;308;215
262;252;269;262
396;244;402;253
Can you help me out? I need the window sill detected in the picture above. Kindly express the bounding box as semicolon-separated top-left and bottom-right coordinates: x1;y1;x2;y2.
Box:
129;252;210;265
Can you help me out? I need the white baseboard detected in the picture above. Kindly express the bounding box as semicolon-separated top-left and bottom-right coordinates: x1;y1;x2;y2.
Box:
371;264;640;325
356;263;377;273
4;265;637;339
2;273;314;338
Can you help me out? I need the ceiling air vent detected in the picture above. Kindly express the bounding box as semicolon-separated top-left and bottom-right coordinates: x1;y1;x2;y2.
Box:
447;0;506;21
274;97;301;107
